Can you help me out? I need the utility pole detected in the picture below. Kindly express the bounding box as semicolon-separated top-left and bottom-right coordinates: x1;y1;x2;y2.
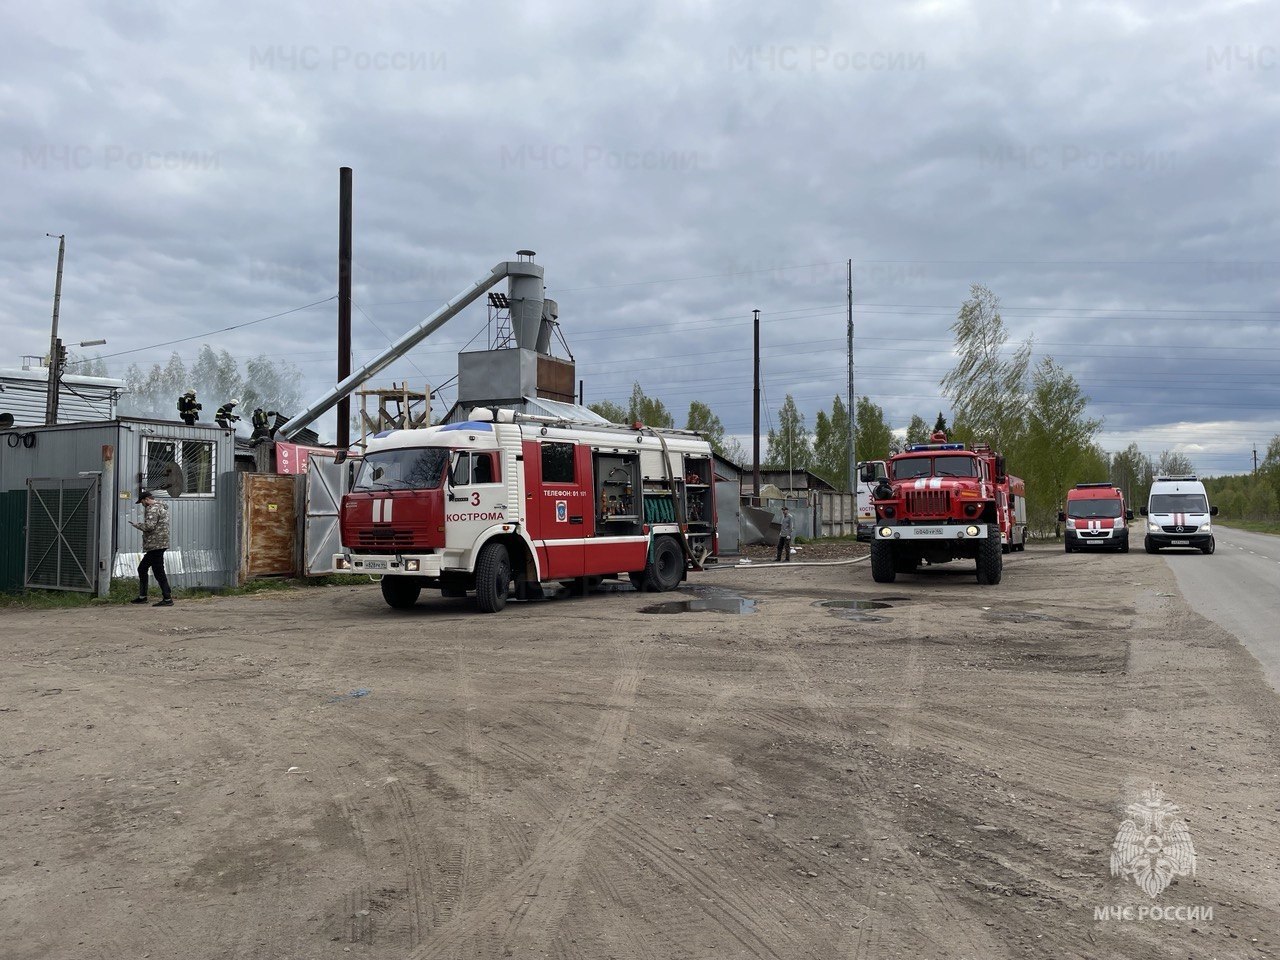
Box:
44;233;67;426
1253;445;1259;474
846;259;856;492
752;308;761;503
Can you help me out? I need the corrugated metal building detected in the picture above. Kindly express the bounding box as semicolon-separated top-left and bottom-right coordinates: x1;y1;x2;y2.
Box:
0;418;237;592
0;366;125;426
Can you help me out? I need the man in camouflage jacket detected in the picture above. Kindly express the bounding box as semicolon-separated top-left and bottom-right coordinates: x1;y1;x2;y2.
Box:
131;490;173;606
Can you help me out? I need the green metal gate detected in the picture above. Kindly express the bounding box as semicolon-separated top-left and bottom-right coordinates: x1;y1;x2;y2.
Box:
25;478;99;593
0;490;27;593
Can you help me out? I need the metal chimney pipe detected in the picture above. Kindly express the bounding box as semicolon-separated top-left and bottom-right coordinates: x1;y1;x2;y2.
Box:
337;168;353;449
753;308;761;501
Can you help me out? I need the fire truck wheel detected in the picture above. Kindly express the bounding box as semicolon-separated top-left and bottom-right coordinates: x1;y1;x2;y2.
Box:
1200;537;1215;555
976;526;1003;585
1144;536;1158;554
1064;540;1073;553
475;542;512;613
870;541;896;583
641;536;684;592
1118;538;1130;554
380;576;422;610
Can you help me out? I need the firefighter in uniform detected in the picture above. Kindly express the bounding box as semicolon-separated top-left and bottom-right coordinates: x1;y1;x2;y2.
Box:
250;407;272;442
177;389;201;425
215;398;240;429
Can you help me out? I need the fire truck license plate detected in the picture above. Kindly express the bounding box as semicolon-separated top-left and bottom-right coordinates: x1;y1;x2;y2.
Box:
915;527;943;535
1171;540;1189;545
362;559;388;570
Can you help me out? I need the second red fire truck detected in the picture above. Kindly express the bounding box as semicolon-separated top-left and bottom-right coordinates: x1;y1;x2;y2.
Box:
866;433;1024;584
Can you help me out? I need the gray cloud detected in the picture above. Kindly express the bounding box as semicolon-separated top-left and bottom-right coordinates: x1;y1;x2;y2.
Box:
2;0;1277;473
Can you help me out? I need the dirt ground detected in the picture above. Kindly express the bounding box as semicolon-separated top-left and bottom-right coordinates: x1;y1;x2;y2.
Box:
3;543;1279;960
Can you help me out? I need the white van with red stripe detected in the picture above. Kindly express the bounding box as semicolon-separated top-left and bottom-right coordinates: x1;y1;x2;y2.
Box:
1140;475;1218;555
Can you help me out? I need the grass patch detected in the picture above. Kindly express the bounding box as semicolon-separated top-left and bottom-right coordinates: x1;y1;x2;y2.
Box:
1216;519;1280;536
0;574;375;609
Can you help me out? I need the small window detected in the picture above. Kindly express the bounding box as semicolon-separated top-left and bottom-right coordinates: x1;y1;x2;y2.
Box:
452;452;471;485
145;437;216;496
473;454;496;484
541;442;575;484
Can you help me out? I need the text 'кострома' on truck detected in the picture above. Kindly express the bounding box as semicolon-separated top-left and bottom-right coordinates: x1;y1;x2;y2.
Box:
334;408;717;612
866;432;1024;585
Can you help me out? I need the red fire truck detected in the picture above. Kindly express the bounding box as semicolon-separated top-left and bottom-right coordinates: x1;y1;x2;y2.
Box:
866;433;1019;584
335;408;717;612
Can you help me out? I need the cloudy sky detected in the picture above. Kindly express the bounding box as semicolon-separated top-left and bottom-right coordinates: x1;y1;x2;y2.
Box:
2;0;1276;473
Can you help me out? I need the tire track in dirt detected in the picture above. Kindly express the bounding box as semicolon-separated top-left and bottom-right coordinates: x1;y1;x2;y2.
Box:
383;777;442;948
446;644;502;958
580;857;666;960
486;641;649;956
773;607;1007;960
605;817;802;960
300;701;468;952
405;649;753;960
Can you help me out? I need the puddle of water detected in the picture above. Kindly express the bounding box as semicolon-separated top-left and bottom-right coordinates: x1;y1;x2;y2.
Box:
812;598;893;623
815;599;893;611
983;610;1062;623
641;597;759;615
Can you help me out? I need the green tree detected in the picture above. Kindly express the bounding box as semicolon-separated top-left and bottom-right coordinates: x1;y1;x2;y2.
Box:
940;284;1031;452
1246;482;1278;520
686;400;725;449
932;411;949;435
1155;450;1196;477
119;349;303;424
1014;358;1104;532
1261;436;1280;506
241;355;303;416
190;345;243;407
588;400;628;423
1110;443;1154;510
66;352;110;378
856;396;893;463
905;414;930;447
627;381;674;428
765;394;812;472
812;395;849;489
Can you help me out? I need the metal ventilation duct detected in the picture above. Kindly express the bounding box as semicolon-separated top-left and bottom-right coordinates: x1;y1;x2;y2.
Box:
509;249;545;351
536;298;558;355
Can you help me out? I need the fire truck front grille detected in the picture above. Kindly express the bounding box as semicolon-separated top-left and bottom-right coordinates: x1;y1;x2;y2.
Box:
358;528;416;548
906;490;951;517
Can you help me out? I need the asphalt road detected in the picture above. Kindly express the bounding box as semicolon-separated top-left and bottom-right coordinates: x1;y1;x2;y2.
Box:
1163;522;1280;691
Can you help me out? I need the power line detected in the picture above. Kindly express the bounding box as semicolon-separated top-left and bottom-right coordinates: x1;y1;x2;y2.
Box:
66;296;337;365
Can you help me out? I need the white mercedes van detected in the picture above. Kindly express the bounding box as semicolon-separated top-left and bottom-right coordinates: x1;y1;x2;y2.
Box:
1140;475;1218;554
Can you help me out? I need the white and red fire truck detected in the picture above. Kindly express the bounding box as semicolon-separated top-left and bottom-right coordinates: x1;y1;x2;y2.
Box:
335;408;717;612
867;432;1023;584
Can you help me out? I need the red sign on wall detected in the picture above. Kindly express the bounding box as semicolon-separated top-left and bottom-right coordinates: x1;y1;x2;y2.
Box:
275;441;333;475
